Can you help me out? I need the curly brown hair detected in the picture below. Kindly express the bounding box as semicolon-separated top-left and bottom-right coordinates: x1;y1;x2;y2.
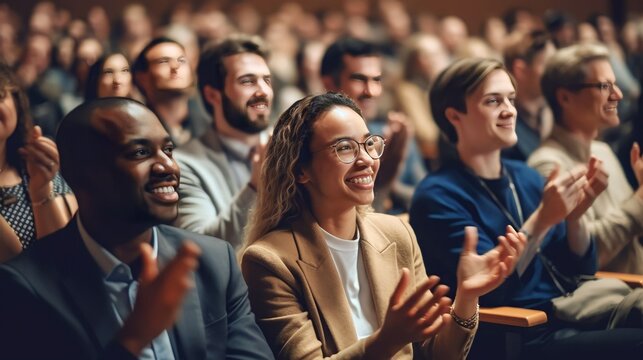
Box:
244;92;363;246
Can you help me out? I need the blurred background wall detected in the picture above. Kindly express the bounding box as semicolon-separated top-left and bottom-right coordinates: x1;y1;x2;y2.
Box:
7;0;642;32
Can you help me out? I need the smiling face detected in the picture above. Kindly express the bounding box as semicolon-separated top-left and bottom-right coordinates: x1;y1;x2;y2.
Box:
97;54;132;98
450;69;517;153
299;105;380;213
89;103;180;226
219;52;273;134
561;59;622;134
334;55;382;120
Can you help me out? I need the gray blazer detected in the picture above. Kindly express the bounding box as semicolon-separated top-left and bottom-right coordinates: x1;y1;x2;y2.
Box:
174;127;256;248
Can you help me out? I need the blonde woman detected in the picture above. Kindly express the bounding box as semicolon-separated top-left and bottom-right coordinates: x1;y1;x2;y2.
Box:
241;92;525;359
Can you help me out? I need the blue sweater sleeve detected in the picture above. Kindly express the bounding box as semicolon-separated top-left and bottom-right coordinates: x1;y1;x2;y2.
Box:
410;176;521;307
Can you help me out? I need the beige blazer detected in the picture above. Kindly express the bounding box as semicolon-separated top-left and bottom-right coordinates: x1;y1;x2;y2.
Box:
528;125;643;274
241;211;475;360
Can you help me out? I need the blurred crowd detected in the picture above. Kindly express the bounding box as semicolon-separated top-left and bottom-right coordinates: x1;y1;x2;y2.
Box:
3;1;643;358
3;1;642;160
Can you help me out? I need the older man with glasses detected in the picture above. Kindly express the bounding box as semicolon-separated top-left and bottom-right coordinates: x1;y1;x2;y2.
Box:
528;43;643;274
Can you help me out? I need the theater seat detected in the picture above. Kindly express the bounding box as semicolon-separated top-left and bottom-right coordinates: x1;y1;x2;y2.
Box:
474;271;643;359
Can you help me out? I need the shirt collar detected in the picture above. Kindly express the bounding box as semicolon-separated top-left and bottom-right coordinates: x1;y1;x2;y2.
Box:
550;124;592;162
77;216;158;280
217;131;267;162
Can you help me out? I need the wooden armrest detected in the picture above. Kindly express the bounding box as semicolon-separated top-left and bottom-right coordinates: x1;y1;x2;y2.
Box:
480;306;548;327
596;271;643;288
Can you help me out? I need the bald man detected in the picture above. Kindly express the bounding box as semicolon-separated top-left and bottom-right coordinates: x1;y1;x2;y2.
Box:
0;98;272;360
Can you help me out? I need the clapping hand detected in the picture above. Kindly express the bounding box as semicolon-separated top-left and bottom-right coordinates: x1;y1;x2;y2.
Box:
456;226;526;297
567;156;608;221
118;241;201;356
537;165;588;230
19;126;59;202
375;111;410;189
368;269;452;358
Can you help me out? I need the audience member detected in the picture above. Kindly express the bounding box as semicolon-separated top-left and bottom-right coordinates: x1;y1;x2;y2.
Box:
410;57;643;359
529;43;643;274
173;34;271;247
321;37;425;213
59;37;105;115
133;37;207;145
0;97;274;359
242;92;524;359
0;61;76;262
395;34;449;165
502;30;556;161
84;53;133;102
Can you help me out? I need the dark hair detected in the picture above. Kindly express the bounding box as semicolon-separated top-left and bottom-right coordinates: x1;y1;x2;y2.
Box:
543;10;575;33
501;7;530;33
197;34;268;115
84;53;130;102
0;61;33;170
57;97;150;189
132;37;184;74
320;38;380;85
504;30;551;68
131;37;185;98
430;58;515;143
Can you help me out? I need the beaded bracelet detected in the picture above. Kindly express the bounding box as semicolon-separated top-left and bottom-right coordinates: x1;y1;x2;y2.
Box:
450;303;479;330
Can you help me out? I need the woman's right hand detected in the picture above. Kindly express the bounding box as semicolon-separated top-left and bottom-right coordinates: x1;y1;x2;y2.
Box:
366;268;452;359
19;126;60;203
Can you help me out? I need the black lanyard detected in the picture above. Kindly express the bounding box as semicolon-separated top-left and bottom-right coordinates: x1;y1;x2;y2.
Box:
470;166;524;229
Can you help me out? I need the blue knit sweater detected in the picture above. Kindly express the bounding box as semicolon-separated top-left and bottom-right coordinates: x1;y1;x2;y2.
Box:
410;159;597;311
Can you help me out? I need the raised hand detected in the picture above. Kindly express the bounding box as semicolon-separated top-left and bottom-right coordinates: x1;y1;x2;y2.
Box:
249;135;269;191
630;142;643;189
375;111;410;189
537;164;588;229
568;156;609;221
456;226;526;298
19;126;60;202
118;241;201;356
369;268;452;358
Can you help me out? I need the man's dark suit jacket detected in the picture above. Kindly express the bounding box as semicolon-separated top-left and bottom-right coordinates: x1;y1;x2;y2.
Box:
0;220;274;360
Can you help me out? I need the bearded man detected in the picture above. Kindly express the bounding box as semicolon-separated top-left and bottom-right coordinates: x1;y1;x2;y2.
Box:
173;35;272;247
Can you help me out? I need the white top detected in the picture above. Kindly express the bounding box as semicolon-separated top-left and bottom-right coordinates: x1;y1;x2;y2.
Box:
321;226;378;339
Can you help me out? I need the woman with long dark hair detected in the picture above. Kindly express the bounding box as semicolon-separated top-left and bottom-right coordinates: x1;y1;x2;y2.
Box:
0;61;77;262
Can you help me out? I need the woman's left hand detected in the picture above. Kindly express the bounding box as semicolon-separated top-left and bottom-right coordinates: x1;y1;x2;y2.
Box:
456;226;526;298
19;126;60;202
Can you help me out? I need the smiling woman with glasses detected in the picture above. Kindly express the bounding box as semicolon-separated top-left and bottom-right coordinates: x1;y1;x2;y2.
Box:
240;92;523;359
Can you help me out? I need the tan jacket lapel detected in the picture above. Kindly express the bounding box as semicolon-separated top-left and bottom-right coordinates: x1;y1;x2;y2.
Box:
357;214;399;327
291;213;358;351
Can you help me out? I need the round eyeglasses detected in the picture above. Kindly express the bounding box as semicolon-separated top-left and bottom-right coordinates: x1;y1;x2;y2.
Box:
313;135;386;164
